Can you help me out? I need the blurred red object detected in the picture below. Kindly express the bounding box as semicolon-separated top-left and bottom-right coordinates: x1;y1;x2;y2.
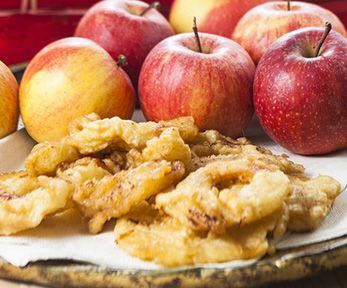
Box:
1;0;343;68
0;0;98;9
0;0;99;68
306;0;347;27
143;0;173;17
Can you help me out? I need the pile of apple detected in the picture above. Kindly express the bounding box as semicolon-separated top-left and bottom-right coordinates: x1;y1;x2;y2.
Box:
0;0;346;155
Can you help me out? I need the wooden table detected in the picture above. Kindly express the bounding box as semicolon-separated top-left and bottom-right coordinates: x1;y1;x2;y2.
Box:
1;265;347;288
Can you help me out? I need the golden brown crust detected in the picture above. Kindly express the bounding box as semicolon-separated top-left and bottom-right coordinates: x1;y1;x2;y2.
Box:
0;172;72;235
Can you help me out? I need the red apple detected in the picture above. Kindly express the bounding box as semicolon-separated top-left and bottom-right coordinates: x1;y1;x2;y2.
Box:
233;1;346;64
139;31;255;137
254;24;347;155
0;61;18;138
169;0;274;37
20;37;135;142
75;0;174;88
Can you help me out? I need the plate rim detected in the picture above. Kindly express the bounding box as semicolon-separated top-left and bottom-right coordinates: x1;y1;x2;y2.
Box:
1;235;347;288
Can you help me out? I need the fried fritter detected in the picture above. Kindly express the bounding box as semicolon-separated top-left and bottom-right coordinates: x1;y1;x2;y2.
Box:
57;157;112;186
126;127;191;168
25;142;80;176
156;159;289;234
98;151;128;174
115;206;281;266
73;160;185;234
188;130;304;175
0;172;72;235
158;117;198;142
126;201;162;224
66;115;198;155
241;144;304;175
287;175;341;232
67;113;101;135
189;130;250;157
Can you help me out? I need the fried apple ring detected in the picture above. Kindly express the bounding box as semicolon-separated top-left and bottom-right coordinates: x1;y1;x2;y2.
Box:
66;115;198;155
115;205;281;266
189;130;304;174
0;172;72;235
126;127;191;168
287;175;341;232
25;142;80;176
156;159;289;234
73;160;185;234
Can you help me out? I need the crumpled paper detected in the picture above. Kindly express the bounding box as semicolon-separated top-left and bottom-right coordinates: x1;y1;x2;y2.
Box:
0;111;346;270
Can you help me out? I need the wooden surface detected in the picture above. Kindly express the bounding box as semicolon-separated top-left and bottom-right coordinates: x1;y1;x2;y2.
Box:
0;279;42;287
2;265;347;288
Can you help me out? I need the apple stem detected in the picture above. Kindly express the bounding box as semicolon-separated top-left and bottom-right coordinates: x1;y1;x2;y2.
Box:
192;17;203;53
314;22;332;57
287;0;290;11
116;55;128;67
140;2;161;16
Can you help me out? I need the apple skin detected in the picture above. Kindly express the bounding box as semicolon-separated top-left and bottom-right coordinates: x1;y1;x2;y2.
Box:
233;1;346;64
139;33;255;138
20;37;135;143
254;27;347;155
0;61;18;138
75;0;174;88
169;0;273;37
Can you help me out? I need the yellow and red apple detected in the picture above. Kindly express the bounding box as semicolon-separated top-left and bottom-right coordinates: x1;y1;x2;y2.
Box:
139;32;255;137
233;1;346;64
169;0;273;37
0;61;19;138
20;37;135;142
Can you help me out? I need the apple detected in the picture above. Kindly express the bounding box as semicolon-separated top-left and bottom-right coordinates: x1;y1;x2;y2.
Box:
233;1;346;64
0;61;18;138
138;26;255;138
169;0;273;37
254;24;347;155
75;0;174;88
20;37;135;143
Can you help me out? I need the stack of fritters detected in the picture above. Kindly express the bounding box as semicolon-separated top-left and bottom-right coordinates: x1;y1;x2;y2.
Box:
0;114;341;266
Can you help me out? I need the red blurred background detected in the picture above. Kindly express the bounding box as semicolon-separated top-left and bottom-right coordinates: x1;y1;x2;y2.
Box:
0;0;345;68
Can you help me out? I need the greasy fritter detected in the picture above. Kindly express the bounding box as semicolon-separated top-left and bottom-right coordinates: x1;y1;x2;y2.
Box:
158;117;198;142
0;172;72;235
187;154;239;174
66;115;198;155
241;144;304;175
96;151;128;174
67;113;101;135
189;130;250;157
57;157;112;186
26;115;196;178
287;175;341;232
156;159;289;234
25;142;80;176
188;130;304;174
56;155;128;215
73;160;185;234
126;127;191;168
115;205;281;266
126;201;163;224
